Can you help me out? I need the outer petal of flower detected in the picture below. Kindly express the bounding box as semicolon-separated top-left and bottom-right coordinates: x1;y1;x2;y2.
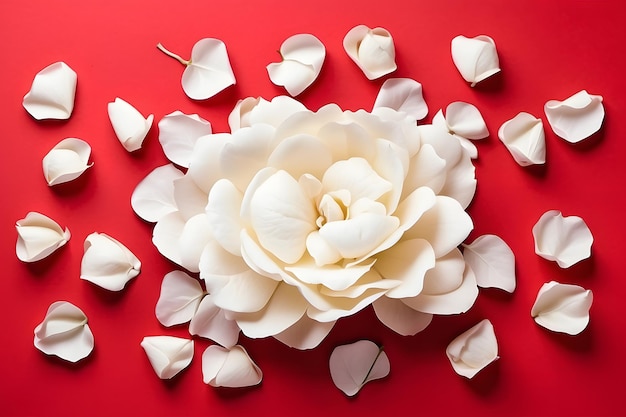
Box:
140;336;193;379
80;232;141;291
178;214;213;273
267;34;325;96
462;234;516;293
532;210;593;268
187;133;228;194
343;25;397;80
402;144;447;199
446;319;498;379
373;297;433;336
155;270;205;327
373;78;428;120
268;133;333;180
34;301;93;363
286;260;374;291
544;90;604;143
329;340;390;396
173;175;209;220
444;102;489;140
451;35;500;87
248;95;308;128
16;212;70;262
202;345;262;388
189;295;241;348
182;38;236;100
131;164;184;223
152;211;186;267
211;271;279;313
531;281;593;335
498;112;546;166
23;62;77;120
107;97;154;152
273;314;335;350
158;111;212;167
42;138;93;186
228;97;264;131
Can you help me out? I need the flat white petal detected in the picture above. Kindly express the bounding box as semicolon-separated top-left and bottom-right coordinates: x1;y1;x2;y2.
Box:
446;319;498;378
158;111;212;167
189;295;240;348
531;281;593;335
80;232;141;291
152;211;186;267
140;336;193;379
211;271;279;313
267;34;325;96
178;213;213;273
451;35;500;87
131;164;184;223
544;90;604;143
532;210;593;268
182;39;236;100
23;62;77;120
228;97;264;131
444;102;489;140
16;212;70;262
273;315;335;350
462;234;516;293
498;112;546;166
373;78;428;120
373;297;433;336
107;97;153;152
34;301;93;362
206;179;244;256
173;175;208;220
42;138;93;186
155;270;205;327
343;25;397;80
329;340;390;396
202;345;262;388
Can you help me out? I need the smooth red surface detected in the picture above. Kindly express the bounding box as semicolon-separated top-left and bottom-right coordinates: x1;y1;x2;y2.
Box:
1;1;625;416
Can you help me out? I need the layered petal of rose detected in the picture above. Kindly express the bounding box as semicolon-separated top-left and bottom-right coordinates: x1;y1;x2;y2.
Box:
158;111;212;167
373;296;433;336
544;90;604;143
155;270;205;326
189;295;241;348
131;164;184;222
16;212;70;262
228;97;265;131
343;25;397;80
108;97;154;152
446;319;498;378
498;112;546;166
202;345;262;388
432;102;488;159
267;34;325;96
531;281;593;335
183;39;236;100
34;301;94;362
462;234;516;293
451;35;500;87
373;78;428;121
140;336;193;379
532;210;593;268
23;62;77;120
329;340;390;396
80;232;141;291
42;138;93;186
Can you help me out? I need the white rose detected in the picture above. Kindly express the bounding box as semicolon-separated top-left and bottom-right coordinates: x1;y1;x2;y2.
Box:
133;96;478;349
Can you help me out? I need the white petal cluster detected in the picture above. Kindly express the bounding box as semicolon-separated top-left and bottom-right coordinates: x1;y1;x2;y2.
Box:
498;112;546;166
16;212;70;262
23;62;77;120
544;90;604;143
446;319;498;378
80;232;141;291
343;25;397;80
108;97;154;152
451;35;500;87
531;281;593;335
42;138;93;186
329;340;390;396
532;210;593;268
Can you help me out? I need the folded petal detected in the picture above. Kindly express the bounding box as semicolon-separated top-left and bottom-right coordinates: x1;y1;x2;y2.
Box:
107;97;153;152
267;34;325;96
178;213;213;273
343;25;397;80
182;38;236;100
544;90;604;143
189;295;241;348
375;238;435;298
373;78;428;120
211;271;279;313
16;212;70;262
152;211;186;267
498;112;546;166
444;102;489;140
532;210;593;268
446;319;498;378
80;232;141;291
155;270;205;327
42;138;93;186
158;111;212;167
228;97;264;131
273;314;335;350
131;164;184;222
451;35;500;87
140;336;193;379
202;345;262;388
329;340;390;396
462;234;516;293
373;297;433;336
531;281;593;335
23;62;77;120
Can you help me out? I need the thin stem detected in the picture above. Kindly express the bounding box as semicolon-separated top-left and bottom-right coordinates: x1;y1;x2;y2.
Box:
156;43;190;66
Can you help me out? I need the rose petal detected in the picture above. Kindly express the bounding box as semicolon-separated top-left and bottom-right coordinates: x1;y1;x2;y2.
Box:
23;62;77;120
532;210;593;268
228;97;264;131
158;111;212;167
107;97;153;152
498;112;546;166
373;78;428;120
155;270;205;327
268;133;333;180
189;295;241;348
181;38;236;100
187;133;229;194
173;175;209;220
329;340;390;396
531;281;593;335
16;212;70;262
544;90;604;143
451;35;500;87
202;345;262;388
343;25;397;80
152;211;186;267
444;102;489;140
273;314;335;350
462;234;516;293
372;297;433;336
80;232;141;291
42;138;93;186
140;336;193;379
267;34;325;96
446;319;498;378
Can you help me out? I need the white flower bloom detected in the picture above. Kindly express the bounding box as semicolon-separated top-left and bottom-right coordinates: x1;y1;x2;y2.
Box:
158;111;212;167
446;319;498;379
329;340;390;396
133;96;478;349
462;234;516;293
544;90;604;143
42;138;93;186
267;34;325;96
498;112;546;166
23;62;77;120
451;35;500;87
373;78;428;121
80;232;141;291
157;39;236;100
140;336;194;379
432;102;488;159
107;97;154;152
531;281;593;335
202;345;262;388
343;25;397;80
532;210;593;268
34;301;94;363
16;212;70;262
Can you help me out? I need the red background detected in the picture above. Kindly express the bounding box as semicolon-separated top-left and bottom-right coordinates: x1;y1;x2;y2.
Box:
1;1;625;416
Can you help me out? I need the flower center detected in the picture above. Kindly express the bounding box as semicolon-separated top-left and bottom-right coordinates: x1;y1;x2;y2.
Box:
316;190;351;227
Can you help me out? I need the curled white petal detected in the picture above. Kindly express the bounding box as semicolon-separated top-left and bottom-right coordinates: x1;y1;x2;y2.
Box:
446;319;498;379
189;294;241;348
158;111;212;167
16;212;70;262
108;97;154;152
80;232;141;291
42;138;93;186
532;210;593;268
141;336;194;379
23;62;77;120
202;345;262;388
34;301;94;362
329;340;390;396
462;234;516;293
498;112;546;166
373;78;428;120
451;35;500;87
343;25;397;80
228;97;265;131
267;34;325;96
531;281;593;335
544;90;604;143
155;270;205;326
